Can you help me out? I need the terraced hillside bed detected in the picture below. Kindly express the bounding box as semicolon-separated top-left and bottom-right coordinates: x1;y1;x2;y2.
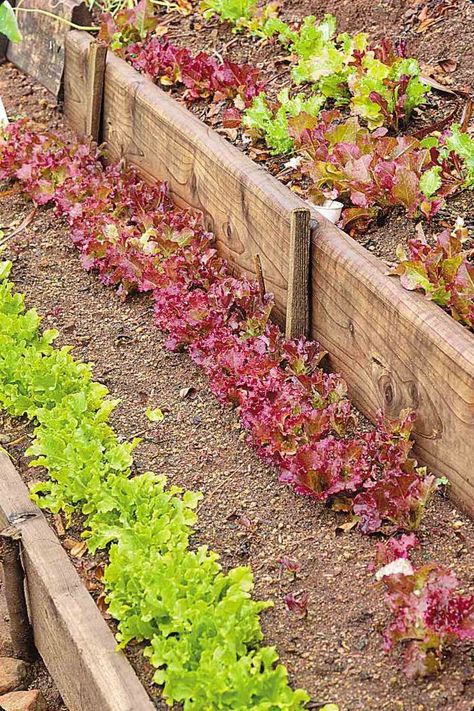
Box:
0;61;473;711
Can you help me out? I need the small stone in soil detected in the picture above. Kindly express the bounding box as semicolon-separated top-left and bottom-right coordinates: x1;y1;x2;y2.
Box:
0;658;29;694
0;690;47;711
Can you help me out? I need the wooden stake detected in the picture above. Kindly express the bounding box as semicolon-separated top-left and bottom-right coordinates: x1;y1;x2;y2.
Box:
285;207;311;339
85;41;107;142
0;526;36;662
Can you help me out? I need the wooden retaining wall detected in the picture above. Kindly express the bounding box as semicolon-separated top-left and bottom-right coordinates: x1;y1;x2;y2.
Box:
308;218;474;514
0;453;155;711
4;27;474;514
5;0;91;96
63;31;311;335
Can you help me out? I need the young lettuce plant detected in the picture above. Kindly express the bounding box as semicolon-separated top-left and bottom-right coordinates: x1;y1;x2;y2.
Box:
0;1;22;42
200;0;256;24
243;89;325;154
289;112;473;231
100;8;264;106
375;538;474;678
391;219;474;329
199;0;286;38
347;43;429;130
0;119;438;536
289;17;428;130
125;36;264;104
98;0;159;51
439;124;474;187
290;14;365;94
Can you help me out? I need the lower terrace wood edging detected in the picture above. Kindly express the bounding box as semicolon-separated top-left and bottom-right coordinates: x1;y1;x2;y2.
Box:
0;452;155;711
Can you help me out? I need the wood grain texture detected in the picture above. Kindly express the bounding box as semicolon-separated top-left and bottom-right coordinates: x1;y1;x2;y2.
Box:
100;48;310;326
0;527;36;662
286;209;311;339
64;29;91;135
7;0;91;96
0;452;155;711
310;214;474;514
85;41;107;141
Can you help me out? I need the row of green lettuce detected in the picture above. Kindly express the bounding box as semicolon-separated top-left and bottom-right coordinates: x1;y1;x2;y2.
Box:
198;5;431;150
0;259;311;710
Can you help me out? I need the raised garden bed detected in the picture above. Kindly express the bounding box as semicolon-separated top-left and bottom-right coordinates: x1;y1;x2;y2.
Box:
0;3;474;709
61;28;474;514
0;452;154;711
3;1;473;512
0;92;472;706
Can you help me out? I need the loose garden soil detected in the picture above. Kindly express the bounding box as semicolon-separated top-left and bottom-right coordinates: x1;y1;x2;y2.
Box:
0;62;473;711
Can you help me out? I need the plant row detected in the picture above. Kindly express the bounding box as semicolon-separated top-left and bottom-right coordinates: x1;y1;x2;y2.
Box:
0;259;310;709
0;119;435;534
198;0;434;130
99;3;474;329
0;120;472;678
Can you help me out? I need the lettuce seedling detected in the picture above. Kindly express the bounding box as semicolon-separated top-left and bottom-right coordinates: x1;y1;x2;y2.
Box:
290;17;428;129
290;112;471;230
124;36;264;105
375;540;474;678
243;89;325;154
99;0;159;51
200;0;256;23
391;220;474;329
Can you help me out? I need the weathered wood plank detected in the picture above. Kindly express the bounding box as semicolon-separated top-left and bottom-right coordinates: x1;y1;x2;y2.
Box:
310;216;474;514
0;452;155;711
7;0;91;97
286;209;311;338
98;47;310;326
0;526;36;662
85;41;107;141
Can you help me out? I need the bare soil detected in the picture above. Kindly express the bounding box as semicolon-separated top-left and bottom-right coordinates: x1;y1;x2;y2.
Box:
0;62;473;711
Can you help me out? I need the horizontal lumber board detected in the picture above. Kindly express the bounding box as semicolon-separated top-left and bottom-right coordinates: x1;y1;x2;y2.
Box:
0;452;155;711
98;44;309;326
7;0;91;96
310;215;474;514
